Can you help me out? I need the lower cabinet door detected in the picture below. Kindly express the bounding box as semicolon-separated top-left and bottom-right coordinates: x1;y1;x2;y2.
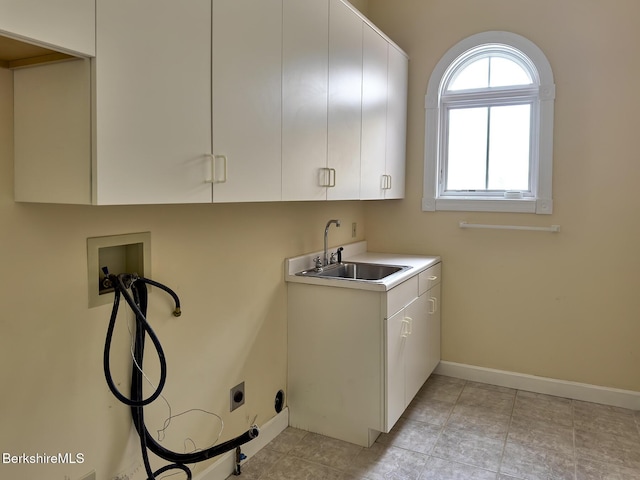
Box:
426;283;442;375
384;309;406;431
404;293;430;402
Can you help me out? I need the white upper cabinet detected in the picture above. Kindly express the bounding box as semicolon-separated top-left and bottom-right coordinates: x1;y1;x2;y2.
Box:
282;0;329;201
15;1;212;205
212;0;282;203
0;0;95;56
385;44;408;199
327;0;363;201
361;26;408;200
360;24;389;200
93;0;212;205
13;0;407;205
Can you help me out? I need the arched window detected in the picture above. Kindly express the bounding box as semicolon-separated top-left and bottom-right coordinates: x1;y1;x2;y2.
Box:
423;31;555;214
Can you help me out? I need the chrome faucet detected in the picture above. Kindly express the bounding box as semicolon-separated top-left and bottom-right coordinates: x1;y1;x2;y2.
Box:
323;219;341;266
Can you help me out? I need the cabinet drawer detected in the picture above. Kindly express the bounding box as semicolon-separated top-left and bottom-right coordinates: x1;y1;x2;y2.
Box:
386;275;418;317
419;262;441;296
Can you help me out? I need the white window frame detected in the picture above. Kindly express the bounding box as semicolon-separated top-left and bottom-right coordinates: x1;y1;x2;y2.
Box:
423;31;555;214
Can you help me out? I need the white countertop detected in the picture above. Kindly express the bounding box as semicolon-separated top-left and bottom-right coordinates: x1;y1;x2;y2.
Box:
284;241;441;291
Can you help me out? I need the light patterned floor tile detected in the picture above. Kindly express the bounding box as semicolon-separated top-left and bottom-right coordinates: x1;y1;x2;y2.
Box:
260;455;343;480
416;375;466;404
225;447;283;480
500;439;575;480
266;427;308;454
289;432;363;470
457;383;516;416
234;376;640;480
403;395;455;426
512;390;573;428
507;415;574;456
575;428;640;470
574;400;640;441
432;425;506;471
447;404;511;437
345;442;429;480
419;456;498;479
576;458;640;480
377;417;442;454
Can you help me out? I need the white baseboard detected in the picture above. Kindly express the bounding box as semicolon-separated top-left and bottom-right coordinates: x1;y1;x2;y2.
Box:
194;407;289;480
435;361;640;410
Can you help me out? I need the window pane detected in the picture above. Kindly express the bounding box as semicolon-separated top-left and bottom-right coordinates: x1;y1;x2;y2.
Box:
489;57;532;87
446;107;488;190
447;58;489;91
487;104;531;190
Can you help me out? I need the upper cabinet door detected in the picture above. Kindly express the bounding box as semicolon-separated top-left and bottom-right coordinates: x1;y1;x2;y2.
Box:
282;0;329;201
384;45;408;199
94;0;213;205
212;0;283;203
0;0;95;56
360;25;388;200
327;0;362;201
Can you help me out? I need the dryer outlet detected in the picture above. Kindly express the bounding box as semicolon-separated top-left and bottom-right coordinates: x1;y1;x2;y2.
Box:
230;382;245;412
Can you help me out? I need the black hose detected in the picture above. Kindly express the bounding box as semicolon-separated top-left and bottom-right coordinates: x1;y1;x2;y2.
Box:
103;276;167;406
103;273;259;479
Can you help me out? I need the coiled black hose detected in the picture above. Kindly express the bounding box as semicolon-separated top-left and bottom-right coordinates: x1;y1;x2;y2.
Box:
103;273;259;480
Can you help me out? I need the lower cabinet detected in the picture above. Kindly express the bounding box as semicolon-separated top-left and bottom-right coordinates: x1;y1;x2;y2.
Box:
287;262;441;447
385;278;441;431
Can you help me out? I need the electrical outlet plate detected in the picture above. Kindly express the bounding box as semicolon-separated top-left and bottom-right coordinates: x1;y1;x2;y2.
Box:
230;382;245;412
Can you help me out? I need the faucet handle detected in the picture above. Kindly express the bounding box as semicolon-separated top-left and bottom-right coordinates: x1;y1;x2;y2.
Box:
313;256;323;270
329;252;337;264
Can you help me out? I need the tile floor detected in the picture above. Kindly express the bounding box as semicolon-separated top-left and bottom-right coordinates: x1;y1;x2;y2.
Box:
227;374;640;480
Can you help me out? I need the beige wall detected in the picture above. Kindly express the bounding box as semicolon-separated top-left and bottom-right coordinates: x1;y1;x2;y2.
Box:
4;0;640;477
347;0;368;16
365;0;640;391
0;67;365;479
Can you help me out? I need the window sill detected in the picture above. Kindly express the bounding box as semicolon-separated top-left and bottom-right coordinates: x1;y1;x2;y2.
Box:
422;196;552;214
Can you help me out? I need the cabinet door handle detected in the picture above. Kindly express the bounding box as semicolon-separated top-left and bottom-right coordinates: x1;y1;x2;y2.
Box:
216;154;228;183
429;297;438;314
205;154;215;183
401;317;412;337
319;168;329;187
205;154;228;184
319;168;337;188
400;318;408;337
428;275;438;281
381;174;392;190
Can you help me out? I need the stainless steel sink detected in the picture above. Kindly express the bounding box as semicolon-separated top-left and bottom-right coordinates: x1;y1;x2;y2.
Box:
296;262;410;282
